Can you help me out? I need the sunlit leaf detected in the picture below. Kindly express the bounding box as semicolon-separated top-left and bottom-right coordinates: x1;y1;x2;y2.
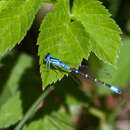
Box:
72;0;122;64
38;0;90;88
0;0;42;54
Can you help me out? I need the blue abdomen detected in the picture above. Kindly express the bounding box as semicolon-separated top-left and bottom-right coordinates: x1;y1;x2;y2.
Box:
60;62;70;70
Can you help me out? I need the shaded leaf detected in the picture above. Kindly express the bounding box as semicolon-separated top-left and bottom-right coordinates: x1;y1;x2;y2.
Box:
24;77;89;130
0;53;33;128
0;92;22;128
24;109;74;130
88;36;130;95
111;37;130;86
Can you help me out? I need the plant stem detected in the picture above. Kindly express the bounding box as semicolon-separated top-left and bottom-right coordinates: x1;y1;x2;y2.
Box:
15;85;55;130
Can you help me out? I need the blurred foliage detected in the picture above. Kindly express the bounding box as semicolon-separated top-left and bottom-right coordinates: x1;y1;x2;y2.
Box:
88;36;130;95
0;52;42;129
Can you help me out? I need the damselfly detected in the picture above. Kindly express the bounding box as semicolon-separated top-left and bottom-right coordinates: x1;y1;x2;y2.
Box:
44;53;121;94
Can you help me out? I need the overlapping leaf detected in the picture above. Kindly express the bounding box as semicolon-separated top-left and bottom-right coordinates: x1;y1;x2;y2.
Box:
72;0;122;65
38;0;121;88
38;0;90;88
0;0;42;54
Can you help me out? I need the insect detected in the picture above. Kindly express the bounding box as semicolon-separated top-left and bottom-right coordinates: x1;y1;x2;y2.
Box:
44;53;121;94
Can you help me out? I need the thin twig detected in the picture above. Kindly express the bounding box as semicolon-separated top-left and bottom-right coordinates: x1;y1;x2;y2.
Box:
15;85;55;130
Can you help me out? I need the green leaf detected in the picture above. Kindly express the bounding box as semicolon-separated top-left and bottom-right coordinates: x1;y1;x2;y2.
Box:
88;36;130;95
0;92;22;129
24;110;74;130
111;36;130;86
38;0;122;88
0;0;42;54
72;0;122;64
38;0;90;88
23;94;74;130
0;53;33;128
24;77;88;130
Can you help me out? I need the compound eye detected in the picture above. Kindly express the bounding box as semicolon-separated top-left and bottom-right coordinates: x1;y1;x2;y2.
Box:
45;53;51;60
